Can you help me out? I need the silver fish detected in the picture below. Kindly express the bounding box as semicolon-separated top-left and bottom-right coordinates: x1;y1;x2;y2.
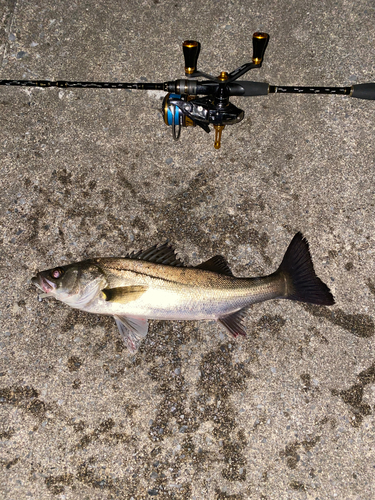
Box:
32;233;334;352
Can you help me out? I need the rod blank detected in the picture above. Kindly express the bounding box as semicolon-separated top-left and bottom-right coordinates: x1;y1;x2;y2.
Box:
0;79;165;90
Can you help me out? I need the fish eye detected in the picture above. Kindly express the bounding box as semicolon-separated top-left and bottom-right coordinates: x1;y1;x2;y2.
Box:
50;267;64;279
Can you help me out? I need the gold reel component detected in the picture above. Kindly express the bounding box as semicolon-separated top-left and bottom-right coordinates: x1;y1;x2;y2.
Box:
214;125;225;149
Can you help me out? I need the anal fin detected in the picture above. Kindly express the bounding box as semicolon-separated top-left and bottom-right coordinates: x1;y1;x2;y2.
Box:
114;315;148;353
218;308;248;338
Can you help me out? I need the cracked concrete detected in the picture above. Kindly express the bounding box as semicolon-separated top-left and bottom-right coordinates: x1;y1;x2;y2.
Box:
0;0;374;498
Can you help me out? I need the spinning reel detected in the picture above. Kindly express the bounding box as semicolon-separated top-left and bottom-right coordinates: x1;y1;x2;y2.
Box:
162;34;271;148
1;32;375;149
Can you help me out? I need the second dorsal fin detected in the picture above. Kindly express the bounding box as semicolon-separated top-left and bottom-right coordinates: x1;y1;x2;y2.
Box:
195;255;234;276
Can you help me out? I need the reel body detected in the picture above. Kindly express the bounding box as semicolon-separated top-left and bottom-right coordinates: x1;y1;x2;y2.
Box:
163;92;245;147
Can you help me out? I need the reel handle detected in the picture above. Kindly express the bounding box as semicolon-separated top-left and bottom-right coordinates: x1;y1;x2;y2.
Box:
183;40;200;76
252;32;269;65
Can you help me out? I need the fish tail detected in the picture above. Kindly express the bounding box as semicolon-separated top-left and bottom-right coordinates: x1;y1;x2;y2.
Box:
277;233;335;305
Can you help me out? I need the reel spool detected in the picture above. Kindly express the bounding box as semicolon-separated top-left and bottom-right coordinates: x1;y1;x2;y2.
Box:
162;93;195;140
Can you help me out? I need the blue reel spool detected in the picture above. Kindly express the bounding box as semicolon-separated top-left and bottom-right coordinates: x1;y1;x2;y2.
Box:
163;93;182;140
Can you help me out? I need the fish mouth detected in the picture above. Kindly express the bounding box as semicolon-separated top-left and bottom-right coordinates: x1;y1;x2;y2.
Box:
32;274;56;294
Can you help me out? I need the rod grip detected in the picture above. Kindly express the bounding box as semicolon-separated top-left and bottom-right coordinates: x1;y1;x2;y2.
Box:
351;83;375;100
182;40;200;76
228;81;269;96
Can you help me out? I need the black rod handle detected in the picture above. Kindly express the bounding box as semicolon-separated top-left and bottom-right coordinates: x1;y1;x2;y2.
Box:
351;83;375;100
182;40;200;76
228;81;269;96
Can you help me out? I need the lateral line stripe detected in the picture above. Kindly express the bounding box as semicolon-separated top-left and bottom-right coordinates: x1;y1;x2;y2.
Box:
103;266;186;287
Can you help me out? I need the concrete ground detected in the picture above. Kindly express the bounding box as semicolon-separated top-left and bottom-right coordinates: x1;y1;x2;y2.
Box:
1;0;374;498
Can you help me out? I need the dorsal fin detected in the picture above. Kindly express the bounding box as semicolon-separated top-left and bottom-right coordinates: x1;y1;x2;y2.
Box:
195;255;234;276
126;242;186;267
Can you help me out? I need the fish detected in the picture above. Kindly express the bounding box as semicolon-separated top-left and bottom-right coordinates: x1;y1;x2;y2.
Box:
31;232;334;353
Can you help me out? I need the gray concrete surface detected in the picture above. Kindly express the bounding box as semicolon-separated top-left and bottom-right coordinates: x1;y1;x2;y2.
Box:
1;0;374;498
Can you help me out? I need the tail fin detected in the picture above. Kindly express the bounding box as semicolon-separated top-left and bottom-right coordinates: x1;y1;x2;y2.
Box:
277;233;335;305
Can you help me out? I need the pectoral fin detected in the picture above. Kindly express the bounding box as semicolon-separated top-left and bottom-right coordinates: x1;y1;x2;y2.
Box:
114;315;149;353
218;308;248;338
102;285;147;304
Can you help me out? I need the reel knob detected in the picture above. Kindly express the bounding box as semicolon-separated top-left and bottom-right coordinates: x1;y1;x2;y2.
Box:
182;40;200;76
252;32;269;65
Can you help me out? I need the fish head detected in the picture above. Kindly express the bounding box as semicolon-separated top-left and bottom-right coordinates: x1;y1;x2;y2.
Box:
32;262;106;308
32;264;80;297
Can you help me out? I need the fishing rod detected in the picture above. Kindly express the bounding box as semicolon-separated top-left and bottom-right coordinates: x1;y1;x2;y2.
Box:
1;32;374;149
